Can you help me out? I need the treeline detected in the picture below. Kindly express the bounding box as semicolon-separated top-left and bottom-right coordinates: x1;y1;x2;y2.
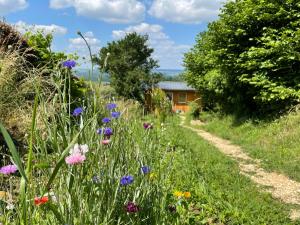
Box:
184;0;300;117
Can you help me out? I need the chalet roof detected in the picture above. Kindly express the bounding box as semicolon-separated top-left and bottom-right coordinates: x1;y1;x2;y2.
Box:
157;81;196;91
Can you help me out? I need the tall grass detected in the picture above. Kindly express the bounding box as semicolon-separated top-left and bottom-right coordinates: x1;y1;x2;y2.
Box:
0;56;180;224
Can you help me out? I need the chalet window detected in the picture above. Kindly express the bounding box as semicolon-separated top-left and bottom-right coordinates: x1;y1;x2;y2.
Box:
178;92;187;103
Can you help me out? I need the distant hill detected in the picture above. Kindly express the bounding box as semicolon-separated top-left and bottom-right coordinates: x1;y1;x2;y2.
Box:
74;68;184;82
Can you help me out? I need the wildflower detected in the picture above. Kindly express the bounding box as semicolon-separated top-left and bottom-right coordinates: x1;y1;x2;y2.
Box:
125;202;139;213
173;191;184;198
72;107;83;116
102;117;111;123
34;196;49;206
120;175;134;186
141;166;151;175
111;112;121;118
102;139;111;145
97;127;113;137
106;103;117;110
65;153;86;165
6;203;15;210
62;59;76;69
143;122;153;130
92;175;101;184
0;165;17;175
69;144;89;155
149;172;157;180
183;192;191;198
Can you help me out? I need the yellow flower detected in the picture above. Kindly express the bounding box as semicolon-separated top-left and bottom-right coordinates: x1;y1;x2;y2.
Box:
149;172;157;180
173;191;184;198
183;192;191;198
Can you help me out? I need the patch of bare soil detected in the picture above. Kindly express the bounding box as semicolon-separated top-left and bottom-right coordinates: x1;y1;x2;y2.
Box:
181;118;300;220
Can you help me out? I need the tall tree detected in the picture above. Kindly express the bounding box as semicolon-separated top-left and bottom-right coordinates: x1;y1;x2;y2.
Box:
185;0;300;116
97;32;161;103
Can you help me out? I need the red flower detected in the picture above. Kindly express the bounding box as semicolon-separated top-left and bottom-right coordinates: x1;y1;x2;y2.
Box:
125;202;139;213
34;196;49;206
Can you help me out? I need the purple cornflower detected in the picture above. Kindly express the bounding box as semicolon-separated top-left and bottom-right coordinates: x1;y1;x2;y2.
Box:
97;127;113;136
141;166;151;175
0;165;18;175
143;123;153;130
72;107;83;116
102;117;111;123
106;103;117;110
62;60;76;69
125;202;139;213
111;112;121;118
120;175;134;186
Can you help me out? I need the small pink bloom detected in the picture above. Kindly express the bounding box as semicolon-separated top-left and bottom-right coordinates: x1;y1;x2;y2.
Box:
0;165;18;175
65;153;86;165
102;139;111;145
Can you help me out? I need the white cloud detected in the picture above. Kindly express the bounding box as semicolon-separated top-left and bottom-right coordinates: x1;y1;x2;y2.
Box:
68;31;101;67
49;0;145;24
0;0;28;15
112;23;190;69
69;31;101;54
14;21;67;35
148;0;223;24
49;0;74;9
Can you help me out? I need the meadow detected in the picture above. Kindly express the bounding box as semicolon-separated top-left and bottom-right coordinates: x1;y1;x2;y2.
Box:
0;60;297;224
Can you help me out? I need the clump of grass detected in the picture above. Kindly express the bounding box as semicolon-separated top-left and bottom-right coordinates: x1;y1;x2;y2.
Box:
0;48;54;143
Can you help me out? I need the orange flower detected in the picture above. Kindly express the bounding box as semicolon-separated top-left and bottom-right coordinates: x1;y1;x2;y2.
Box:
183;192;191;198
34;196;49;206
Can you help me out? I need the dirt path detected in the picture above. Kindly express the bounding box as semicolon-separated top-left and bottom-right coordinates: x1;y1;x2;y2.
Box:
180;117;300;220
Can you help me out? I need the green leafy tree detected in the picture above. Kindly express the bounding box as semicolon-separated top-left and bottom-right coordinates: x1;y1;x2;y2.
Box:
97;32;161;103
185;0;300;116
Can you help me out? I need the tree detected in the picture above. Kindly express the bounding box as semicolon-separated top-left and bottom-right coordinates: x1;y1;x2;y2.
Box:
97;32;161;103
184;0;300;116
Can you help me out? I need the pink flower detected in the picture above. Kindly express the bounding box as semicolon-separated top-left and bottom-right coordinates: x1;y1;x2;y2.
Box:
102;139;111;145
0;165;18;175
65;153;86;165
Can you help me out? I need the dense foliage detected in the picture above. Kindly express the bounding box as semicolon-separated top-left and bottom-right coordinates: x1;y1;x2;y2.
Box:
97;32;161;103
0;22;85;145
184;0;300;116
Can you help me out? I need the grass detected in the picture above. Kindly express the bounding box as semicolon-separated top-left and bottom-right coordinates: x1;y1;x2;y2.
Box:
193;111;300;182
0;43;297;224
162;117;296;224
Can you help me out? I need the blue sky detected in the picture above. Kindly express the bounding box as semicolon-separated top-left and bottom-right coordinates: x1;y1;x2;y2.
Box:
1;0;224;69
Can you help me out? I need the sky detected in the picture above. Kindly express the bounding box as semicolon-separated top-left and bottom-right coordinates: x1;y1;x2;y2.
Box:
1;0;225;69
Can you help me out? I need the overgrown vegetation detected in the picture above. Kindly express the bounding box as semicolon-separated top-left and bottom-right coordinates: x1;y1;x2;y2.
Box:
184;0;300;117
0;22;85;143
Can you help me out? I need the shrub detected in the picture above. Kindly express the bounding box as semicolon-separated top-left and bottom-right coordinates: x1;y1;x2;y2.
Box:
187;101;201;120
151;88;172;122
184;0;300;117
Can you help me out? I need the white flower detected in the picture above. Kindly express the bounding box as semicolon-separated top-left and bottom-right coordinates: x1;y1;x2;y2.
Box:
6;203;14;210
69;144;89;155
